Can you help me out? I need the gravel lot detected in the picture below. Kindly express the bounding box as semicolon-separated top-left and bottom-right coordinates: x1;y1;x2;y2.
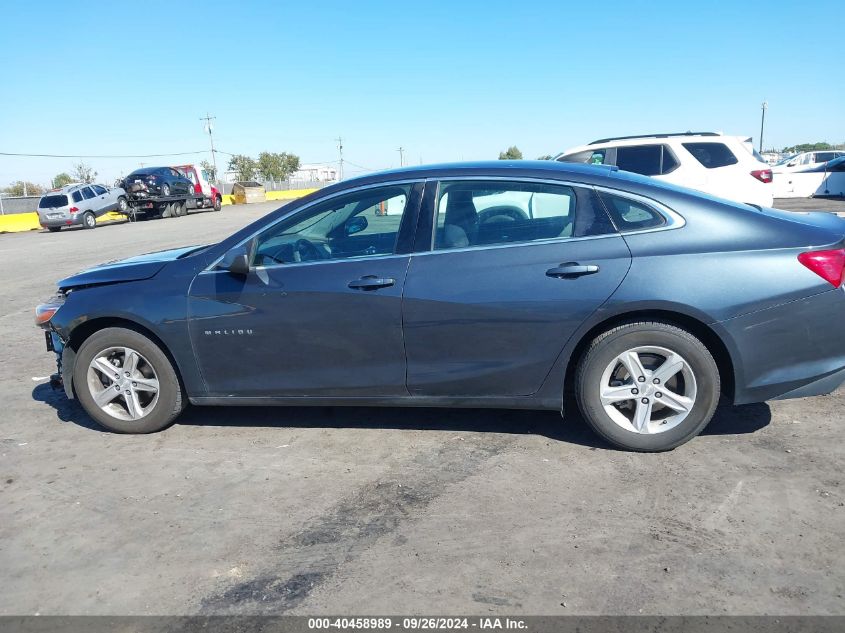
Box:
1;199;844;616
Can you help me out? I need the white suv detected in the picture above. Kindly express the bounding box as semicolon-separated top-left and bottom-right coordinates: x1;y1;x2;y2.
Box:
555;132;774;207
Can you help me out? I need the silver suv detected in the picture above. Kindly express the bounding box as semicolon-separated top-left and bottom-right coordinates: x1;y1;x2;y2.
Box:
37;183;128;232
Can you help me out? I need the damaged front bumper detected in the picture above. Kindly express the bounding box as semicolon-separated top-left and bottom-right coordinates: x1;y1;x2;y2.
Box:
44;328;75;398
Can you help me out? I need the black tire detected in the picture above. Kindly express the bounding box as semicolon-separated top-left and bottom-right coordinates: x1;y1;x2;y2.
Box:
161;183;171;197
175;201;187;217
82;212;96;229
73;327;184;433
213;195;222;211
575;321;720;452
117;196;128;213
160;203;173;219
47;226;62;232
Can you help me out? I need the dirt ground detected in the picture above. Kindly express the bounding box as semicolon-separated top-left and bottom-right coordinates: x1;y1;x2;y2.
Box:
1;198;843;616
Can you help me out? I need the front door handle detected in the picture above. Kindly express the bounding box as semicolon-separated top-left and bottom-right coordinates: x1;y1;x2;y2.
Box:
348;275;396;290
546;262;600;278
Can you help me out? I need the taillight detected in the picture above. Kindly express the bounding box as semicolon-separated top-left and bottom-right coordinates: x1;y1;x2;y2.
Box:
194;183;202;194
798;249;845;287
68;206;78;213
751;169;773;183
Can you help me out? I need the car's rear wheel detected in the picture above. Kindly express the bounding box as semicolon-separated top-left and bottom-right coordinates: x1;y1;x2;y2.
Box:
575;321;720;452
117;196;128;213
47;226;62;232
73;327;184;433
82;212;96;229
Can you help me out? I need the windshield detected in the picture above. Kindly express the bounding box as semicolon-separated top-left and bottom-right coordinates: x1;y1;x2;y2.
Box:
775;154;798;166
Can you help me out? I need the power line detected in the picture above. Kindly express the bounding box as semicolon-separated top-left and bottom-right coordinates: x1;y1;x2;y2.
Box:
0;150;209;158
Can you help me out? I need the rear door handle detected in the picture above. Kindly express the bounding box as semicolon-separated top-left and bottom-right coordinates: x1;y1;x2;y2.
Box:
348;275;396;290
546;262;600;278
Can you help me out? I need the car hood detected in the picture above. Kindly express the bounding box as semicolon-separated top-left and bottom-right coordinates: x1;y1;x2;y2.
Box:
58;245;205;290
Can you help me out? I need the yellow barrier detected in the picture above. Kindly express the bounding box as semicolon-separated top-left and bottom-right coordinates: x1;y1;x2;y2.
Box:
0;211;124;234
222;188;317;205
1;189;318;233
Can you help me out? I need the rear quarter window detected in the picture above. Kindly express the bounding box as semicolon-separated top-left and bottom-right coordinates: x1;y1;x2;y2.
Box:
682;142;738;168
72;191;83;203
598;191;666;231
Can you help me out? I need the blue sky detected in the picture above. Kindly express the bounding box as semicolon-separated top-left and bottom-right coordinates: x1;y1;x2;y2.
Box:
1;0;843;185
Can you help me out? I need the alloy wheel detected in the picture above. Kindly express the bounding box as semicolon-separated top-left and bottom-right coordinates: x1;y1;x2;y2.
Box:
86;346;160;421
598;346;697;435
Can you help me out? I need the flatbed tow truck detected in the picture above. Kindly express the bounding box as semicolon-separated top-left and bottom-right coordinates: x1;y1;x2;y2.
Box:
119;185;200;221
117;164;223;221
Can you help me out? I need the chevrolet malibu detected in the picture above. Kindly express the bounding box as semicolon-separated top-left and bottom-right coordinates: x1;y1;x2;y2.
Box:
35;162;845;451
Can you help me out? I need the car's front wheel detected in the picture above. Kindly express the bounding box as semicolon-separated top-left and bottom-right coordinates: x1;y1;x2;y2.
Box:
213;195;222;211
73;327;184;433
575;321;720;452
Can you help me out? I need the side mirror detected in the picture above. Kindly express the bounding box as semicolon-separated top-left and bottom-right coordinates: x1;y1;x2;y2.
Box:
220;244;252;276
345;215;368;235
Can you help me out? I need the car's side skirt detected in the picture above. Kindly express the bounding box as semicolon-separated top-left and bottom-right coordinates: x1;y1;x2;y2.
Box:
189;395;562;412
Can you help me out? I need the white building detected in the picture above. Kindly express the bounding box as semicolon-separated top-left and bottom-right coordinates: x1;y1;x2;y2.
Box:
290;163;338;183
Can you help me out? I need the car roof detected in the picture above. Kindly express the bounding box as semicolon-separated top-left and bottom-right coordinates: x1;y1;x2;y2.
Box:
588;131;722;145
46;183;93;193
333;161;633;193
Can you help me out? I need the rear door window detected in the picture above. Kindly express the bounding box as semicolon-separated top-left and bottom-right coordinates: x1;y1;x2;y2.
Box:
682;142;738;168
433;180;615;250
81;187;96;200
614;145;678;176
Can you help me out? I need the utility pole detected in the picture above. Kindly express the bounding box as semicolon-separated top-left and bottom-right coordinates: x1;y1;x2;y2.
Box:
201;113;218;182
759;101;768;153
397;146;405;167
335;136;344;180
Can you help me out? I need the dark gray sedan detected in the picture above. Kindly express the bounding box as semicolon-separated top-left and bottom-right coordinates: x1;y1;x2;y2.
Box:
35;162;845;451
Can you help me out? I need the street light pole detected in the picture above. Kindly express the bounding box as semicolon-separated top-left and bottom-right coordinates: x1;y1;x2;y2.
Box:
759;101;768;153
397;146;405;167
200;113;218;181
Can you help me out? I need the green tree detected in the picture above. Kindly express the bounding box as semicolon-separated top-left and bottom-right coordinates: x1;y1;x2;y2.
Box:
53;172;74;188
200;160;217;182
257;151;301;181
228;154;258;181
781;142;834;153
4;181;44;196
536;154;554;160
72;162;97;184
498;146;523;160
